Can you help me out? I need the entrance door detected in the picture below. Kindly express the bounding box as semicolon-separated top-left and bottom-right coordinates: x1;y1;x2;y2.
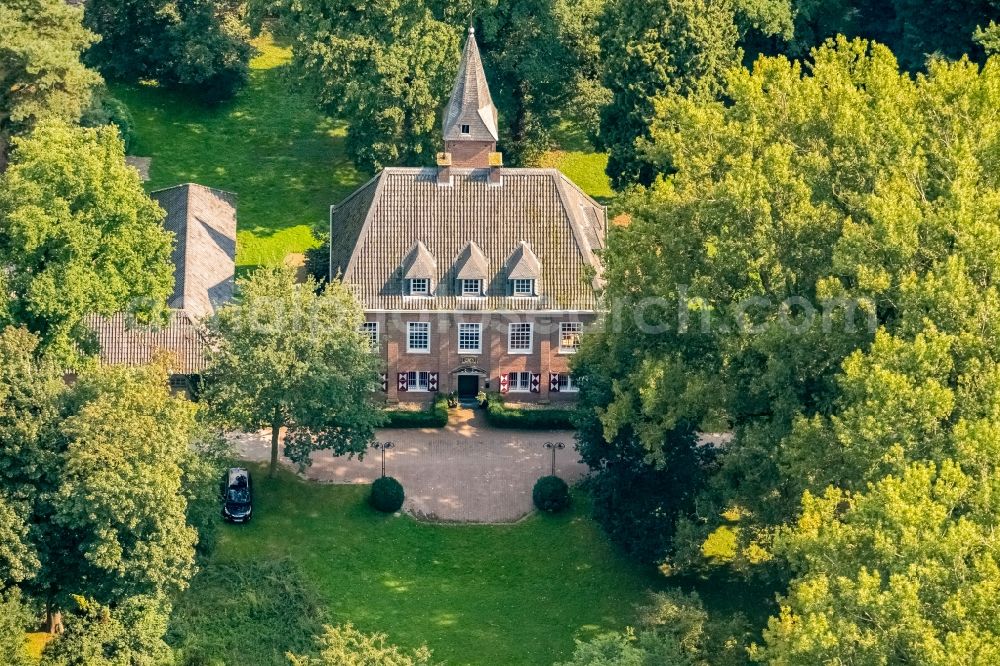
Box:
457;375;480;399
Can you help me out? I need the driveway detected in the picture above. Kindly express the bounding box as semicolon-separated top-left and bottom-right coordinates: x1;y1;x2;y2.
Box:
230;408;587;523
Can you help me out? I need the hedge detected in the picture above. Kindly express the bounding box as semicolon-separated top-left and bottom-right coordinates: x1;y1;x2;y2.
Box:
383;395;449;428
369;476;405;512
533;475;571;512
484;393;576;430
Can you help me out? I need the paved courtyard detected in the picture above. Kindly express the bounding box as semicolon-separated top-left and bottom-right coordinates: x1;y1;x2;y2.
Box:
230;408;586;523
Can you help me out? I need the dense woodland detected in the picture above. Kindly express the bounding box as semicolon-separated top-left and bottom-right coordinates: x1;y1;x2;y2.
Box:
2;0;1000;663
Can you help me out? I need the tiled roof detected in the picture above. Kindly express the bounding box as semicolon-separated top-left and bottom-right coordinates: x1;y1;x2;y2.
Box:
151;183;237;320
443;28;499;143
330;167;606;311
506;241;541;279
454;241;489;279
401;240;437;279
90;183;237;375
86;312;207;375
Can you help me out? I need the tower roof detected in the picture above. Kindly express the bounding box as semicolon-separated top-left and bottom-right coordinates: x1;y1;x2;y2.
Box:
442;27;499;143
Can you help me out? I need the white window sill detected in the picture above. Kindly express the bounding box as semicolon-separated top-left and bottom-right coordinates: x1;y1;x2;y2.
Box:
559;389;580;393
558;349;579;355
507;350;533;355
458;349;482;355
508;389;531;393
407;388;430;392
407;348;431;354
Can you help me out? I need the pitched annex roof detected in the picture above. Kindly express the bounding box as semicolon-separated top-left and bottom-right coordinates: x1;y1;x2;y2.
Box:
330;168;606;311
89;183;237;375
152;183;237;320
401;240;437;279
454;241;489;279
443;27;499;143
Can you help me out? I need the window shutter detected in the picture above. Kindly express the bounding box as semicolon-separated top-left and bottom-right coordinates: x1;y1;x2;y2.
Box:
549;373;560;392
499;373;510;394
428;372;439;392
380;373;389;392
530;373;541;393
397;373;408;392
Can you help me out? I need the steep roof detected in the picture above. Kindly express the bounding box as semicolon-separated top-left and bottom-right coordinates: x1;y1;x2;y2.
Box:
86;311;207;375
454;241;489;279
401;240;437;279
151;183;237;319
442;27;499;143
330;168;606;311
506;241;542;279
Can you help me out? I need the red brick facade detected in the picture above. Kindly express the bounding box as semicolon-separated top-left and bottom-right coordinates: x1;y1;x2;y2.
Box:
445;139;495;168
366;311;596;404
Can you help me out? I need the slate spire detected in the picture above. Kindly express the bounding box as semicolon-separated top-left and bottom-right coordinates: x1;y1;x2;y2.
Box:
442;26;499;167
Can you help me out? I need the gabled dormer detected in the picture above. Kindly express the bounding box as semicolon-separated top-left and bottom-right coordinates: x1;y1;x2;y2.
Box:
401;240;436;296
453;241;488;296
505;241;541;297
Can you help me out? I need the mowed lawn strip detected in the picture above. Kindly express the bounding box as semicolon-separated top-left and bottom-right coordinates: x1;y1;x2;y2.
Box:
112;34;364;270
173;463;663;665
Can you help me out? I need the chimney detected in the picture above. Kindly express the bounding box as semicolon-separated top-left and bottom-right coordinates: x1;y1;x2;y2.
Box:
436;152;453;186
488;151;503;186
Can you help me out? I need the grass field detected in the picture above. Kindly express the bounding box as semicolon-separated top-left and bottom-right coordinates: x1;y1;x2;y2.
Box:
114;34;614;271
168;465;658;665
113;35;364;270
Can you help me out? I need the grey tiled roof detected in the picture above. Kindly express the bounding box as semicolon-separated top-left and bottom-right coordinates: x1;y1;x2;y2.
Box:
87;312;207;375
443;28;499;143
330;167;606;311
506;241;541;279
454;241;489;279
90;183;237;375
151;183;237;320
401;240;437;279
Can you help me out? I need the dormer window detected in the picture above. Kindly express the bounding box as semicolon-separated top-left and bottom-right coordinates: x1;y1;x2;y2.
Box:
512;278;535;296
409;278;431;296
460;278;483;296
461;124;471;135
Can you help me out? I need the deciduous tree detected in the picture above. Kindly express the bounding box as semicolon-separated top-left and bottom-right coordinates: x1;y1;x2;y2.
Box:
203;268;384;477
0;122;174;364
289;624;435;666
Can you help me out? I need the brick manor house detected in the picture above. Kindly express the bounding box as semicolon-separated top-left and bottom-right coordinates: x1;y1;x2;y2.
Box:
329;27;606;403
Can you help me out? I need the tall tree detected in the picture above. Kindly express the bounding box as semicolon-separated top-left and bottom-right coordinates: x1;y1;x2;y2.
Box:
280;0;459;173
577;38;1000;567
203;268;384;477
597;0;742;189
0;121;174;364
0;0;101;169
0;590;34;666
84;0;255;102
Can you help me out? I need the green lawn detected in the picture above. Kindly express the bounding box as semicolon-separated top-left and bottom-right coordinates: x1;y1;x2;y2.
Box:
168;464;663;665
114;34;614;272
113;35;364;270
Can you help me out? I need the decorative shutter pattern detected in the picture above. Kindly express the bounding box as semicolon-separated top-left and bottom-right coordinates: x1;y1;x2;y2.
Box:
499;373;510;394
380;373;389;392
428;372;439;392
549;373;560;392
530;373;541;393
397;372;408;391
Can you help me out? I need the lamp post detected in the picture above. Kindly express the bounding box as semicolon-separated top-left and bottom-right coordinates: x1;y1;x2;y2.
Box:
543;441;565;476
370;441;395;478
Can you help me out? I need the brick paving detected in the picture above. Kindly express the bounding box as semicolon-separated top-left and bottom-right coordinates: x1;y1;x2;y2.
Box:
230;408;586;523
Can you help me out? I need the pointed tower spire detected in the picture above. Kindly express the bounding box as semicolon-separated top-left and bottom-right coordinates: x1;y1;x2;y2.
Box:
442;26;499;168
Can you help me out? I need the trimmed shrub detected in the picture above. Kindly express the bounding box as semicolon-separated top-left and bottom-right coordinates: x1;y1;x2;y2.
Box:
484;393;575;430
384;395;448;428
533;475;570;513
369;476;404;513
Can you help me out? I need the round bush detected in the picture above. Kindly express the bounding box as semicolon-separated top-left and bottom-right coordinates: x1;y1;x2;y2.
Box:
369;476;404;513
533;475;570;513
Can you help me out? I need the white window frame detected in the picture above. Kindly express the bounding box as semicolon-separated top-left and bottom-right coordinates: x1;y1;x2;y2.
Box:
360;321;379;351
508;322;533;354
559;322;583;354
508;371;532;393
558;374;580;393
409;278;431;296
407;371;430;392
459;278;483;297
511;278;535;296
457;323;482;354
407;321;431;353
460;124;471;135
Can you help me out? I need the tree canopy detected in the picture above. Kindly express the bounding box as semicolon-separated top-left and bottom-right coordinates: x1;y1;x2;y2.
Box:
0;122;175;364
0;0;101;168
203;268;384;477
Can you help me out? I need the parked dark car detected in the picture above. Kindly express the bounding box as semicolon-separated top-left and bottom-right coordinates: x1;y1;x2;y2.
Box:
221;467;253;523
